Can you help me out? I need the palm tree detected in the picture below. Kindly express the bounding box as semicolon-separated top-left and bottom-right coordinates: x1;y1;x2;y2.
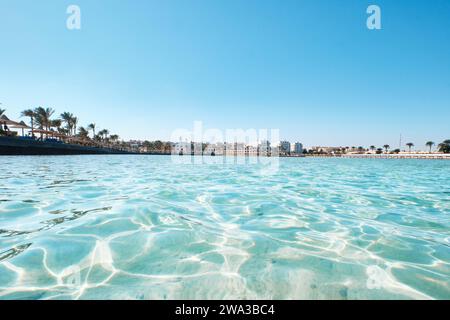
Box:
425;141;434;153
50;119;62;131
88;123;96;138
33;107;55;139
72;117;78;134
44;108;55;129
98;129;109;141
35;107;55;130
70;116;78;135
438;140;450;153
21;109;36;136
60;112;74;135
383;144;390;153
370;145;376;152
109;134;119;144
58;127;69;135
406;142;414;152
78;126;89;139
34;107;44;128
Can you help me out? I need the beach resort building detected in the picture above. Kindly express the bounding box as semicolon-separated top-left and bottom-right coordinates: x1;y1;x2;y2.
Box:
310;146;342;154
258;140;271;157
279;141;291;155
246;145;259;156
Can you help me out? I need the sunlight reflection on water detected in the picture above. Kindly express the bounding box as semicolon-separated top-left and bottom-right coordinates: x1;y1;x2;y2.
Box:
0;156;449;299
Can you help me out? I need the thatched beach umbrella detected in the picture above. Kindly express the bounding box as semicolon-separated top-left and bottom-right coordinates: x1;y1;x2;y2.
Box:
0;114;23;126
33;128;57;139
9;120;31;136
51;132;68;141
0;115;27;136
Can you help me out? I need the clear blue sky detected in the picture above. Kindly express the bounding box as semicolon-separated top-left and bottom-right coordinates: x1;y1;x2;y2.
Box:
1;0;449;149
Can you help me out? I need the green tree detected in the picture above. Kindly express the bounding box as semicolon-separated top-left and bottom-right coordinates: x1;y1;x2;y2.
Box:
88;123;96;138
98;129;109;140
406;142;414;152
58;127;69;135
50;119;62;131
438;140;450;153
21;109;36;135
35;107;55;130
154;140;164;151
60;112;74;135
71;117;78;136
109;134;119;143
425;141;434;153
78;126;89;139
383;144;390;153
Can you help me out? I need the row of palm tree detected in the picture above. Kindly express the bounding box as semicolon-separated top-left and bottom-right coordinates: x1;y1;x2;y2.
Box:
367;141;448;153
424;140;450;153
19;107;119;145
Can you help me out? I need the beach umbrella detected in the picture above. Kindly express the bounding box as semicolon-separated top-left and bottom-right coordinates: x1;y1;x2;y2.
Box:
33;128;56;137
0;115;28;136
0;114;23;126
51;132;69;141
9;120;31;136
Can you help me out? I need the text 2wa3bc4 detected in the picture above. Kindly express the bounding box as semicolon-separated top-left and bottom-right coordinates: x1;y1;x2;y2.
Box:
219;304;275;316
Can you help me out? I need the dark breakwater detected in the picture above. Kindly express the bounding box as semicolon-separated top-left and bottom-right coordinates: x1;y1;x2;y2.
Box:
0;136;133;155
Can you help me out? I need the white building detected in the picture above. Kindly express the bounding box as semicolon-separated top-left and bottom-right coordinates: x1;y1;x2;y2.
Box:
258;140;271;156
310;146;342;154
173;141;203;155
279;141;291;154
173;141;190;155
204;143;221;156
246;145;259;156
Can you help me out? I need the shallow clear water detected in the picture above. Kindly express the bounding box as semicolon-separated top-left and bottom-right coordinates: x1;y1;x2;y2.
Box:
0;155;449;300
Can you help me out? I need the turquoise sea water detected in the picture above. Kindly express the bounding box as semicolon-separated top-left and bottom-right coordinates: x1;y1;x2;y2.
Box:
0;156;449;300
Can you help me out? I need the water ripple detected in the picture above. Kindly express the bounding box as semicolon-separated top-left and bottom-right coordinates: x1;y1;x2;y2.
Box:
0;156;449;299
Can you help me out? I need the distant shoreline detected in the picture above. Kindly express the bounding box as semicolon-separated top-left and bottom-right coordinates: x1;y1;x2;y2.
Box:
1;136;449;159
307;154;450;160
0;152;450;160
